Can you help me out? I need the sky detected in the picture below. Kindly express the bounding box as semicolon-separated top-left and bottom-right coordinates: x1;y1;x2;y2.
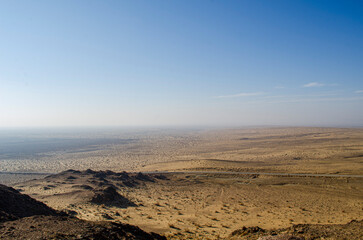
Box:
0;0;362;127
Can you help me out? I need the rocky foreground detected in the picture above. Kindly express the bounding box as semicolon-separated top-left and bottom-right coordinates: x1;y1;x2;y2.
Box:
0;215;166;240
0;184;165;239
1;170;362;239
228;220;362;240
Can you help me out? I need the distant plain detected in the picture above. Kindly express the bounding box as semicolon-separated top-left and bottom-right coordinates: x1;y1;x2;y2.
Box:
1;127;362;177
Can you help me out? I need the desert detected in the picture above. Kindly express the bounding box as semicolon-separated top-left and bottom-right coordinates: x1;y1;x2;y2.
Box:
1;127;362;239
2;1;363;239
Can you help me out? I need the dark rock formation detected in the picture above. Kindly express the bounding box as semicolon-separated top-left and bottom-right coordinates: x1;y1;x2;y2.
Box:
136;172;154;182
91;186;136;207
0;184;60;222
0;215;166;240
0;183;165;239
229;220;363;240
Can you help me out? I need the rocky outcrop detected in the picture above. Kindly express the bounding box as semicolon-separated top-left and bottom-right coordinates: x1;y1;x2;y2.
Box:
229;220;363;240
0;184;60;222
0;183;165;239
0;215;166;240
91;186;136;207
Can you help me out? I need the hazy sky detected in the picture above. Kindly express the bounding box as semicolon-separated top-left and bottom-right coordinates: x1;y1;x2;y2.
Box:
1;0;362;127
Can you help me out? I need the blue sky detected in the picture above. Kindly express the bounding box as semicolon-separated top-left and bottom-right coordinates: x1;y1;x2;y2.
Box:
0;0;362;127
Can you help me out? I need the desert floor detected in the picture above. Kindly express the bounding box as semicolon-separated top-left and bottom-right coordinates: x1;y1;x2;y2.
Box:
1;127;362;176
8;127;363;239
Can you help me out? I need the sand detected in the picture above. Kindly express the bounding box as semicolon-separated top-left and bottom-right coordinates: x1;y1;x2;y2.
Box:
4;127;363;239
2;127;363;177
14;170;363;239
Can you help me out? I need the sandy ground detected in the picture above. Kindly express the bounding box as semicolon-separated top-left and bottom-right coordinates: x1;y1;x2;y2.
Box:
2;127;363;177
5;127;363;239
0;173;49;186
141;127;363;175
14;170;363;239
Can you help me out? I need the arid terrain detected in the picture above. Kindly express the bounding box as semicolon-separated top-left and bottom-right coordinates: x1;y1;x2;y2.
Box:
1;127;363;239
0;183;165;239
2;127;363;176
12;169;362;239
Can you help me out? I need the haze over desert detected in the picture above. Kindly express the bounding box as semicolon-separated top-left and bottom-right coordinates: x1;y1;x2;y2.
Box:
1;0;363;239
